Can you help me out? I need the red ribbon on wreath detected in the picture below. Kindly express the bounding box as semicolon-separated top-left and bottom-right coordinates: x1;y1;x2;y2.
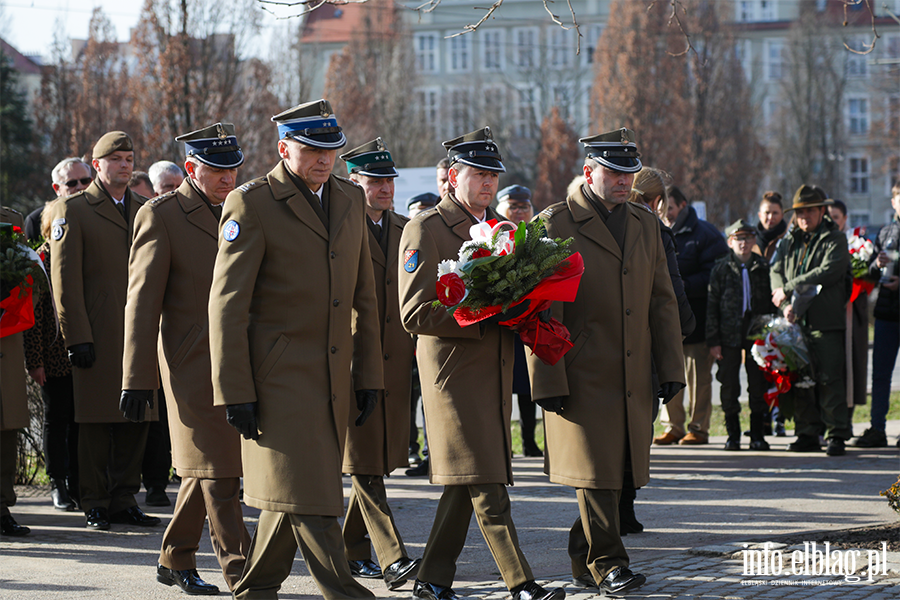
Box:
0;275;36;338
761;369;797;409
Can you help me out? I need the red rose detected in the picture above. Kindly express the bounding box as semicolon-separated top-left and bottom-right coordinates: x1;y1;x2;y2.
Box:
436;273;467;306
12;226;22;234
472;247;491;259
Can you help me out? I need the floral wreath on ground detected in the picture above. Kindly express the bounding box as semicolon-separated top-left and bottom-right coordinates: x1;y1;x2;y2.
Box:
749;316;815;407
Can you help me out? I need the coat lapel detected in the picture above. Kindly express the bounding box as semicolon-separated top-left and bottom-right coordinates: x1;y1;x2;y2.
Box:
569;188;623;260
327;177;353;245
368;221;386;268
176;180;218;240
436;195;481;242
269;162;329;241
621;205;644;265
86;180;127;230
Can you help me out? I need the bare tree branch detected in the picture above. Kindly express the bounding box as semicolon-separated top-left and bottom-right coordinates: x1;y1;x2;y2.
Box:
653;0;697;58
444;1;504;39
257;0;369;20
841;0;879;54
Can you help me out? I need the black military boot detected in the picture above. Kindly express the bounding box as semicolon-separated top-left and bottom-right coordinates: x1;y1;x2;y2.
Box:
724;414;741;450
51;478;76;511
749;412;771;451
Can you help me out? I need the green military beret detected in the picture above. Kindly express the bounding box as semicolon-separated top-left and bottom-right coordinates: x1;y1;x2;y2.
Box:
92;131;133;159
725;219;755;238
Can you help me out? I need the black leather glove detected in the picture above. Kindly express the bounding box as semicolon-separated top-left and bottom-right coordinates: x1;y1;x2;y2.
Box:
537;307;553;323
659;382;686;405
535;395;566;414
226;403;260;440
355;389;378;427
68;343;95;369
484;299;531;326
119;389;154;422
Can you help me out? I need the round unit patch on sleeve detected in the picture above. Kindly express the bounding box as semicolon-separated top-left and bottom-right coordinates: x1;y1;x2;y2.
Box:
404;249;419;273
222;220;240;242
52;224;64;240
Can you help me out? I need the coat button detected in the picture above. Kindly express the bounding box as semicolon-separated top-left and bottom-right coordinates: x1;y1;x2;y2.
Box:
625;309;631;316
331;346;337;353
627;391;632;397
330;251;336;259
386;278;391;285
385;390;390;397
623;268;628;275
384;353;390;360
386;315;391;323
627;350;632;357
333;299;340;306
502;359;506;366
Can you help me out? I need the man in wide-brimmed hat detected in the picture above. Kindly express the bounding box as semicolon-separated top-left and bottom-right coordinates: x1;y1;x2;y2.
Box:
771;184;851;456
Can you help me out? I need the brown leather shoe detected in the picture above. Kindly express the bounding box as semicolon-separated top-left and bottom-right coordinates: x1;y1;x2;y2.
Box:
652;431;684;445
678;432;709;445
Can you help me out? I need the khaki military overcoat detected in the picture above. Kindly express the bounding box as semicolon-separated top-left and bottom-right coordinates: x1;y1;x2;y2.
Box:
0;207;30;431
343;210;414;476
49;180;157;424
398;196;515;486
122;179;241;479
208;161;383;516
527;191;685;490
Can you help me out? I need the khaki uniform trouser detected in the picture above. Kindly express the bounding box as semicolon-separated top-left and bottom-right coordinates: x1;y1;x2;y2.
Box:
1;430;18;516
159;476;251;591
78;421;149;514
342;474;406;567
418;483;533;591
660;342;715;436
568;488;630;583
232;510;374;600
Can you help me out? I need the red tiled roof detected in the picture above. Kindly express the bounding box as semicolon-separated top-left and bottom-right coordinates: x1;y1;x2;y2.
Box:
300;3;367;44
0;38;42;75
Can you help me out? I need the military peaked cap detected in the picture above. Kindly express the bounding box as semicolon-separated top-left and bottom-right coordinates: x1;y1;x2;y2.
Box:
340;137;398;178
175;122;244;169
271;99;346;149
93;131;133;159
497;185;532;204
579;127;642;173
786;184;833;212
407;192;439;211
442;126;505;173
725;219;755;238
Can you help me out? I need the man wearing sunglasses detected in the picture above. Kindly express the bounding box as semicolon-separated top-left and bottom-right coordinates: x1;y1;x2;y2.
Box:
24;157;92;242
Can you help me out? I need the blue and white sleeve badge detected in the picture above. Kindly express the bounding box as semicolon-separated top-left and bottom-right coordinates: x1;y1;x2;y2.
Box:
404;249;419;273
51;218;66;241
222;220;240;242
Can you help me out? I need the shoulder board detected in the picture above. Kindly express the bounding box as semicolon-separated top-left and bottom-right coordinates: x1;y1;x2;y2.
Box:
389;210;410;226
416;206;439;220
539;201;567;219
149;190;178;206
63;189;88;203
629;201;653;214
334;174;361;188
235;177;267;194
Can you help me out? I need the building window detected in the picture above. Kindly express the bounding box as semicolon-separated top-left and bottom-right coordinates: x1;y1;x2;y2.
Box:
549;27;572;68
584;24;604;65
481;29;504;71
760;0;775;21
481;85;507;121
446;34;470;72
849;157;869;194
766;39;784;80
513;27;538;69
449;87;472;134
415;33;438;73
415;87;440;137
847;97;869;135
845;38;869;77
515;86;538;138
764;98;779;128
737;0;778;22
849;212;870;229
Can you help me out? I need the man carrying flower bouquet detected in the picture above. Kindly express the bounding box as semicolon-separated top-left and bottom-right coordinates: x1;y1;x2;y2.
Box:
398;127;565;600
771;185;851;456
526;128;685;596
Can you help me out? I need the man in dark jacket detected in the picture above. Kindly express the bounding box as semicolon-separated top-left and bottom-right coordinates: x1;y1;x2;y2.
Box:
854;183;900;448
771;185;851;456
655;187;728;445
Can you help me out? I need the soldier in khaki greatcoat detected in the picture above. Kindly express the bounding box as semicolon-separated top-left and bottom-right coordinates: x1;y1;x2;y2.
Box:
0;207;31;537
397;127;565;600
49;131;161;531
338;138;421;590
208;100;383;600
527;129;685;596
120;123;251;595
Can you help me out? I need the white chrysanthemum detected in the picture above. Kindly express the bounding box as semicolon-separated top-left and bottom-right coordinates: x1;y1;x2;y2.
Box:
458;240;490;262
437;259;461;278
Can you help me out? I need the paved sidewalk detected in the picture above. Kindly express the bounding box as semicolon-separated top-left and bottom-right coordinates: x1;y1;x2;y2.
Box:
2;421;899;599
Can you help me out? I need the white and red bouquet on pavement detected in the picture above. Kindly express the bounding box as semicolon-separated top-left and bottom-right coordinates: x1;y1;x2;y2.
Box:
0;223;47;338
433;219;584;365
847;226;876;302
749;316;814;407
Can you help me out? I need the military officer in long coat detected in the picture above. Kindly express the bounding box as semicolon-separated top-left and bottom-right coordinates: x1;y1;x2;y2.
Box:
120;123;251;595
208;100;383;600
50;131;161;531
527;129;685;596
0;207;31;537
338;138;421;589
398;127;565;600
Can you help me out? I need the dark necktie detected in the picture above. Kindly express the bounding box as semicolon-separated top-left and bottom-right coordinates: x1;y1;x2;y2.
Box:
373;223;383;242
116;201;126;221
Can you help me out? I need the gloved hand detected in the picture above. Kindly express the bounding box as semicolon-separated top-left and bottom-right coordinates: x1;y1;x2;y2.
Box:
119;389;154;422
535;395;566;414
68;343;95;369
355;389;378;427
484;300;531;326
226;403;260;440
537;307;553;323
659;382;686;405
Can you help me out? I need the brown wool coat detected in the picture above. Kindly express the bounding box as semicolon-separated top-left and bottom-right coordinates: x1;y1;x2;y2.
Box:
343;210;415;476
49;180;158;424
527;191;685;490
0;207;30;431
398;196;515;486
208;161;383;516
122;179;242;479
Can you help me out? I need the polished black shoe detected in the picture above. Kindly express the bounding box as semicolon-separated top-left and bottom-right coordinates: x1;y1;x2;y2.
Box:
109;505;161;526
85;507;110;531
383;557;420;590
599;567;645;595
348;558;382;579
523;444;543;457
854;428;888;448
157;564;219;595
51;478;76;511
749;439;771;451
620;512;644;535
145;487;172;507
405;459;429;477
412;579;460;600
0;514;30;536
512;580;565;600
826;438;846;456
569;573;597;589
723;438;741;451
788;435;822;452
